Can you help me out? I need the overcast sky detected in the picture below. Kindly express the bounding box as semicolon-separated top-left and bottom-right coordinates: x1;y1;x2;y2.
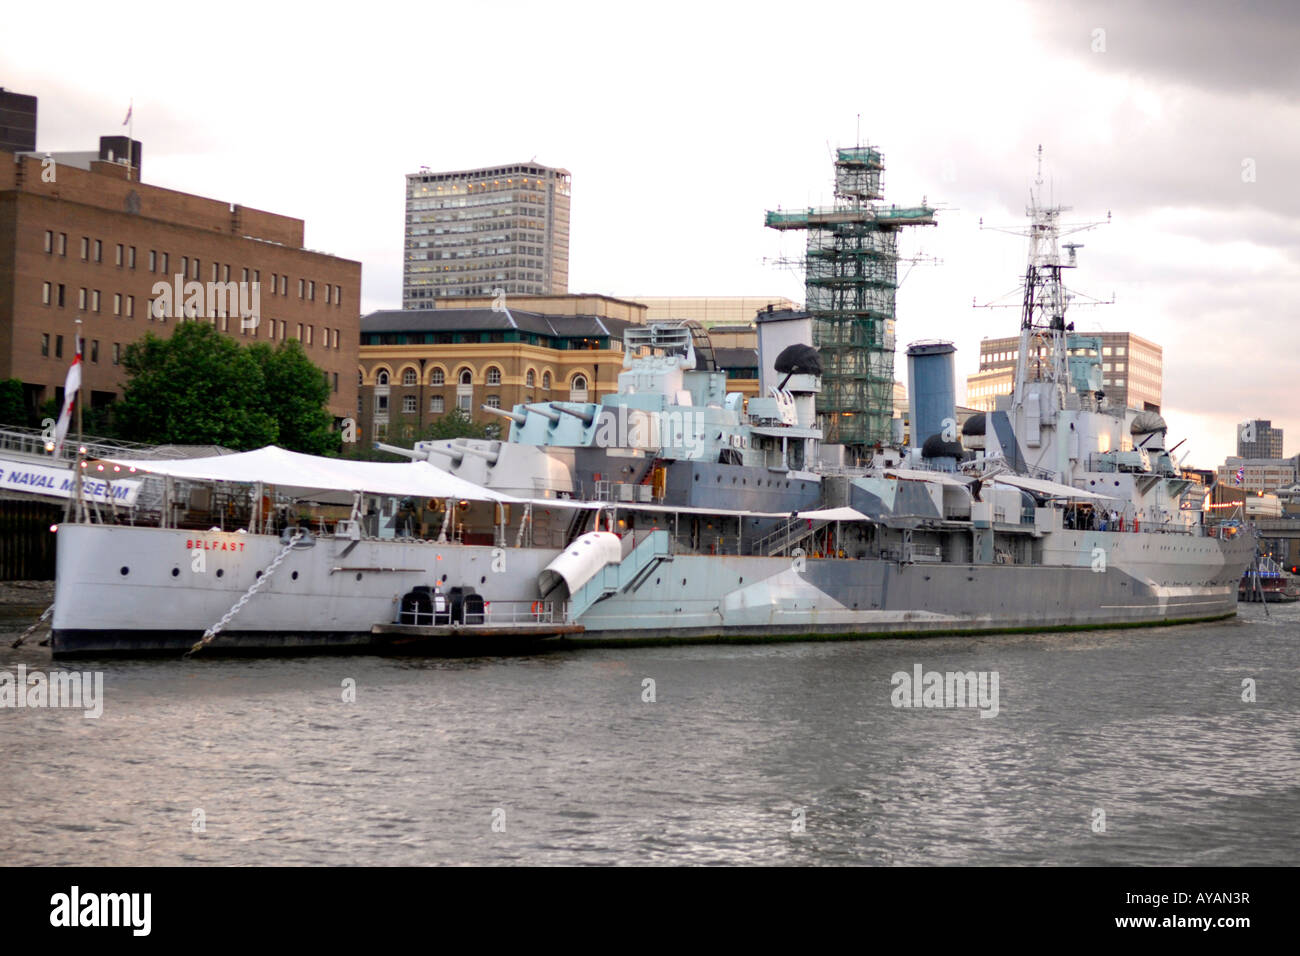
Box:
5;0;1296;466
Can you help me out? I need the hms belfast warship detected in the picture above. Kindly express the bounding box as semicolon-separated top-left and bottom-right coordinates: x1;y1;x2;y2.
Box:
46;163;1254;656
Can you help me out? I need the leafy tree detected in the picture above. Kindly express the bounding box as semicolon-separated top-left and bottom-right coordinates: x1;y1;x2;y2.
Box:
422;407;491;441
250;340;340;455
0;378;27;427
114;322;279;449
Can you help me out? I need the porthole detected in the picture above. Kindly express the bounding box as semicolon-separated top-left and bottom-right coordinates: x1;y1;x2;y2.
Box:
291;570;299;580
355;572;363;581
716;475;721;483
682;578;687;587
655;577;660;585
480;576;486;584
119;566;129;576
256;571;262;578
694;474;700;482
739;577;744;584
171;567;179;577
216;569;224;578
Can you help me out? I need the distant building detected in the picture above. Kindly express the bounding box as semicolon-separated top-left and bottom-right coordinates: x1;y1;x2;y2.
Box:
0;88;37;153
1237;419;1284;458
1;111;361;422
357;294;643;444
628;296;799;327
965;330;1162;412
403;162;571;306
1216;456;1300;493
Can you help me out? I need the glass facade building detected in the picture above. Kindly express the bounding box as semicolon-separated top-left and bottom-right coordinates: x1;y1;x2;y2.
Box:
403;162;571;306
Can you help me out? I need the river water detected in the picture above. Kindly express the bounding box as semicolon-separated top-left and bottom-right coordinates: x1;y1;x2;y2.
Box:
1;601;1296;865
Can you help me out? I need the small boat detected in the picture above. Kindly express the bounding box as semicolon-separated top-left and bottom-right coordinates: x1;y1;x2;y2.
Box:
1239;555;1300;603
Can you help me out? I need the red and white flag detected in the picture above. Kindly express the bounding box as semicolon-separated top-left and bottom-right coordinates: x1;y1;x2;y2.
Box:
52;337;82;457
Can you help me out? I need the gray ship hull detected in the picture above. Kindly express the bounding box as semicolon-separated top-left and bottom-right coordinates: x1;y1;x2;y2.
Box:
48;523;1251;657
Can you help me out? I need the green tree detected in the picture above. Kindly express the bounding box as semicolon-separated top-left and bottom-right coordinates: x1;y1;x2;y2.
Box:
0;378;27;427
250;339;340;455
115;322;278;449
422;407;491;441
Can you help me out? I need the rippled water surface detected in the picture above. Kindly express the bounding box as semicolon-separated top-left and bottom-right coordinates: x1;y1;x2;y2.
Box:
2;602;1297;865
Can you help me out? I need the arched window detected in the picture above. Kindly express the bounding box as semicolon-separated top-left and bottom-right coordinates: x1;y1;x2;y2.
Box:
525;369;535;388
376;370;389;386
542;371;551;390
570;374;588;403
430;368;444;386
486;367;502;386
456;368;473;412
459;368;473;386
402;368;417;386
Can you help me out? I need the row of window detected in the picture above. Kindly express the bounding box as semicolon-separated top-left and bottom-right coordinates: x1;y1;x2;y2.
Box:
37;331;343;395
371;386;590;417
40;231;347;304
42;282;137;316
370;367;591;390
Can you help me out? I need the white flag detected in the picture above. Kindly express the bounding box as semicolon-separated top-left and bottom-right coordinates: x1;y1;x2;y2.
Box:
53;338;83;457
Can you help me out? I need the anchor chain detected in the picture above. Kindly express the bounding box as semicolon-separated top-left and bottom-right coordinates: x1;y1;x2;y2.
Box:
10;603;54;648
186;530;303;657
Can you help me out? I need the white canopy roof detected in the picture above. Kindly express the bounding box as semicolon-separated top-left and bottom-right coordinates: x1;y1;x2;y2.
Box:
101;445;523;503
991;473;1123;501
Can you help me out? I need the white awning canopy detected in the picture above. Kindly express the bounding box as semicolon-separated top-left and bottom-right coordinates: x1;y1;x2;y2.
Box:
992;473;1123;501
101;445;523;503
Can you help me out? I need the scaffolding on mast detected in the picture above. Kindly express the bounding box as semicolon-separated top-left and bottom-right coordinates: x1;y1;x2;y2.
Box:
766;146;936;448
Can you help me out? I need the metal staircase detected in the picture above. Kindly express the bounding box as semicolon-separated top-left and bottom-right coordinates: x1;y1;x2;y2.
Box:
566;530;672;622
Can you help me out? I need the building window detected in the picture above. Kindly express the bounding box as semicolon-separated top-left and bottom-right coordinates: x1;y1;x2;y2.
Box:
126;295;134;318
402;368;417;386
279;320;287;339
334;285;342;305
44;230;53;253
80;237;89;260
149;250;157;272
113;293;121;316
42;282;51;305
90;340;99;363
306;325;313;345
402;395;417;413
570;374;588;403
55;335;63;359
308;280;315;301
377;370;389;386
78;288;87;309
181;256;188;278
459;369;472;386
332;372;338;393
486;395;500;409
542;371;551;390
113;343;120;365
324;285;331;305
298;279;304;298
280;276;287;295
270;273;277;294
486;367;501;385
115;244;124;266
57;284;65;307
41;333;49;357
332;329;339;349
457;393;472;412
161;252;169;274
525;369;535;388
296;323;303;340
192;258;200;280
92;290;101;313
376;394;389;412
58;233;67;256
94;240;102;263
128;246;136;269
430;368;444;386
431;395;444;414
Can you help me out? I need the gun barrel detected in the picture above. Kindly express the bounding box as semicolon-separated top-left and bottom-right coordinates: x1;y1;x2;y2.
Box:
553;403;594;425
373;441;423;460
481;404;527;426
526;404;561;424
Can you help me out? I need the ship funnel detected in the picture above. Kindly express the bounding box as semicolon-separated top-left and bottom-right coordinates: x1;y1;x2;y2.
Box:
906;341;957;451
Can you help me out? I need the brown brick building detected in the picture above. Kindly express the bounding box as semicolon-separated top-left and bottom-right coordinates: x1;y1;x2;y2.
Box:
1;143;361;423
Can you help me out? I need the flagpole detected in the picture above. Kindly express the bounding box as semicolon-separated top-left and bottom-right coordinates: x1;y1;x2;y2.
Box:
127;99;134;182
73;319;84;523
